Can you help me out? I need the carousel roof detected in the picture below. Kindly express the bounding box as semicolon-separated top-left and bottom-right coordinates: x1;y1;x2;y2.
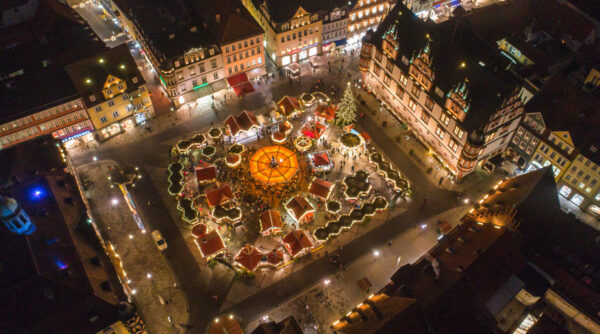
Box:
285;196;314;221
195;165;216;183
283;230;313;257
261;209;283;232
205;184;234;207
277;96;301;115
225;110;259;136
311;151;331;166
309;178;334;200
249;145;299;184
195;231;225;257
301;123;326;139
235;244;264;271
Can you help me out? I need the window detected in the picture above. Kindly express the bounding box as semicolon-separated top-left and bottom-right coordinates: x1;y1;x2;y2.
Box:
287;35;290;41
373;64;381;76
571;193;584;206
202;76;207;84
227;56;231;64
420;111;430;124
244;41;248;48
395;86;404;99
549;152;556;159
225;46;229;53
408;99;417;112
112;111;120;118
293;33;296;39
106;89;113;95
100;116;107;124
281;37;285;43
571;166;577;172
411;85;421;98
559;185;572;197
383;74;391;86
117;84;124;90
585;175;591;181
385;58;393;72
425;97;434;110
595;193;600;201
238;43;242;49
440;113;450;126
435;125;445;140
399;74;407;86
232;44;236;51
256;37;260;43
256;46;260;54
566;175;571;180
94;106;102;112
199;63;205;72
375;50;382;62
211;59;217;68
449;139;459;152
578;170;584;177
214;72;219;80
108;100;115;107
258;57;262;64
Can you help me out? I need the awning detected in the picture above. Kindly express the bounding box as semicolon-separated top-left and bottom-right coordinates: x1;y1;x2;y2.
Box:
227;72;249;88
335;38;347;47
232;81;255;96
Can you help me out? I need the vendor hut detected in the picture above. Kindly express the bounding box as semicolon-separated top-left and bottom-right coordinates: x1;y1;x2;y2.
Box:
195;230;225;259
315;104;336;124
234;244;265;271
225;110;260;141
282;230;313;257
205;184;234;207
308;151;333;171
260;209;283;236
195;164;217;185
277;96;302;118
285;196;315;224
309;178;334;201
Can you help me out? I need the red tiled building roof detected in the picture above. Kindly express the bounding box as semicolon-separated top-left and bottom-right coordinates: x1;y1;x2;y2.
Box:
285;196;314;221
283;230;313;257
195;231;225;258
260;209;283;234
277;96;301;116
205;184;234;207
235;244;264;271
309;178;334;200
311;152;331;166
195;165;217;183
225;110;259;136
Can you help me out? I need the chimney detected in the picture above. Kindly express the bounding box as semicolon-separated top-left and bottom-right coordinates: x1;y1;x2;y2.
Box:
215;14;221;23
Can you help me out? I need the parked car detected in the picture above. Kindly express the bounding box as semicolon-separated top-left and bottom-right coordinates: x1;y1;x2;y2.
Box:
151;230;167;251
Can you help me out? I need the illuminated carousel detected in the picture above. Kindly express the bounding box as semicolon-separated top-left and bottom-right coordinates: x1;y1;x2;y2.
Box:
249;145;299;184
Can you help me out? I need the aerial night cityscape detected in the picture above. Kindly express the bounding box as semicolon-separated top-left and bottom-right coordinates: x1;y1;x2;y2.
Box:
2;0;600;333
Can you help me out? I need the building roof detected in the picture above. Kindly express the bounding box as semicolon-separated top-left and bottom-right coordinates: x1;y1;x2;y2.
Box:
251;316;303;334
260;209;283;233
235;244;264;271
285;196;314;221
265;249;284;266
191;223;208;238
282;230;312;257
315;104;336;121
366;2;521;131
225;110;260;136
195;0;263;45
204;184;234;207
277;96;301;116
251;0;352;23
195;165;217;183
65;44;145;108
0;0;106;122
308;178;334;199
311;151;331;166
195;230;225;257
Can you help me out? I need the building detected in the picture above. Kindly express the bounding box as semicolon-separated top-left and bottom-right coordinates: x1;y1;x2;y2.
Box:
0;137;141;333
359;2;526;180
109;0;226;106
66;45;154;141
242;0;325;67
332;168;600;333
197;0;266;92
346;0;391;45
321;5;349;53
0;0;107;150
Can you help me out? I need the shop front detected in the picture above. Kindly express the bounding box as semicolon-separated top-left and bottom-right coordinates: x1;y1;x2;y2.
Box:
279;44;320;67
53;120;95;149
98;122;123;141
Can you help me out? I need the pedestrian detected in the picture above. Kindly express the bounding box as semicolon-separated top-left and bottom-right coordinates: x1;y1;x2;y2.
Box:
388;240;392;247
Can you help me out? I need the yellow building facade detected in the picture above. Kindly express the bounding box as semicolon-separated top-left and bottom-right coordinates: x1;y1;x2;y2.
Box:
530;131;574;180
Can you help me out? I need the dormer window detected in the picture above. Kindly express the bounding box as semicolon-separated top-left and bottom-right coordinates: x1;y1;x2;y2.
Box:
132;77;139;84
89;95;96;102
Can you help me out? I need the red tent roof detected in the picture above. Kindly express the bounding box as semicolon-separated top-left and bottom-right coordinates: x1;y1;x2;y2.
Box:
285;196;314;221
312;152;331;166
195;231;225;257
315;105;336;121
261;209;283;233
301;123;326;139
309;178;334;200
266;249;284;265
195;166;216;183
235;245;264;271
277;96;301;115
205;184;234;207
283;230;313;257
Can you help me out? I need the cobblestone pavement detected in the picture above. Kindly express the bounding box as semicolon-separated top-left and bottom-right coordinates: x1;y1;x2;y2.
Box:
78;161;188;333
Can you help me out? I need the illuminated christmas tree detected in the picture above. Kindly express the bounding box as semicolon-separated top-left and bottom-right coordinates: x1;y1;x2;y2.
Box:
336;83;357;126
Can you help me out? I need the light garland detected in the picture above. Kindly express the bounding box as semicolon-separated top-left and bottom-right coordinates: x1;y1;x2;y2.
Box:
271;131;287;143
294;136;312;151
285;196;316;223
225;154;241;168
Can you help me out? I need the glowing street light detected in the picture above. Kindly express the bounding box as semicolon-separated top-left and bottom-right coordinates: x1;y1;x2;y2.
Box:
93;156;98;161
147;272;152;279
111;198;119;205
129;234;133;239
324;279;331;286
373;250;380;257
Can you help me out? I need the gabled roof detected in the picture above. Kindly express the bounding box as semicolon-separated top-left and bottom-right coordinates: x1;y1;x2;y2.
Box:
282;230;313;257
205;184;234;207
265;249;284;266
309;178;334;200
260;209;283;233
220;12;264;45
195;165;217;183
195;230;225;257
193;0;263;45
285;196;314;221
311;152;331;166
252;0;352;23
277;96;301;116
315;105;336;121
65;44;144;107
226;110;260;136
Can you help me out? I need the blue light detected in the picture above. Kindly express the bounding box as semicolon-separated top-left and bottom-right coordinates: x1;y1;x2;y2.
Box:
54;258;68;270
31;187;45;199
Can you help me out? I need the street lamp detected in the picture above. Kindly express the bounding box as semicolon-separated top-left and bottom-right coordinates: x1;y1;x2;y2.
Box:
324;279;331;286
129;234;134;239
373;250;380;257
111;198;119;205
420;224;427;230
147;272;152;279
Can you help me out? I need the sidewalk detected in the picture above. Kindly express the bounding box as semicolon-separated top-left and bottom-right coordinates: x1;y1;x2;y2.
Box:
78;160;188;333
245;205;471;333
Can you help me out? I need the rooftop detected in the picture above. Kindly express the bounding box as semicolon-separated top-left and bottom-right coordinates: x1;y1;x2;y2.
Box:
367;2;520;131
251;0;353;24
193;0;263;45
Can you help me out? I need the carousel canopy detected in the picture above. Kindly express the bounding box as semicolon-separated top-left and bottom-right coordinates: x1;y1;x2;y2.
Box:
226;110;259;137
301;123;326;139
277;96;301;116
205;184;234;207
235;244;264;271
309;178;334;200
195;230;225;258
261;209;283;233
311;151;331;167
285;196;314;221
250;146;299;184
283;230;313;257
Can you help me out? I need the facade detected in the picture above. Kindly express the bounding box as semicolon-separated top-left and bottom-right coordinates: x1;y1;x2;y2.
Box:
347;0;391;44
359;3;525;180
0;0;107;149
243;0;324;67
66;45;154;141
109;0;226;106
321;6;349;52
506;113;544;169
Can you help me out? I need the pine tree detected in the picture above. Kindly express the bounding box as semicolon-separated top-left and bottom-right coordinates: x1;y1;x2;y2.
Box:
336;83;357;126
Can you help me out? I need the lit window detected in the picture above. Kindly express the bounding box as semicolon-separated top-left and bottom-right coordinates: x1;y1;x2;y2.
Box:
559;185;572;197
440;113;450;126
435;125;445;140
408;99;417;112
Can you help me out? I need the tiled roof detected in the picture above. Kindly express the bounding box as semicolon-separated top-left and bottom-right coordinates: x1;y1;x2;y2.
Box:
282;230;313;257
309;178;334;199
235;244;264;271
311;152;331;166
195;166;217;183
285;196;314;221
260;209;283;232
205;184;234;207
195;230;225;257
277;96;301;116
